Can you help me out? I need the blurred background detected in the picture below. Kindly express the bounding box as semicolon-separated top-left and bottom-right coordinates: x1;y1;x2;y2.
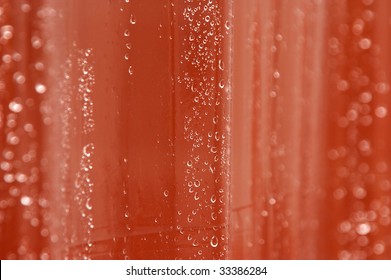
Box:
1;0;391;259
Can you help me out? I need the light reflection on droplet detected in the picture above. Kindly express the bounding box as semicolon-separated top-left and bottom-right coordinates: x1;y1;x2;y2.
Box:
35;83;47;94
9;101;23;113
356;223;371;235
375;106;388;118
358;38;371;50
20;196;33;206
13;72;26;84
128;66;133;75
130;14;136;24
210;235;218;247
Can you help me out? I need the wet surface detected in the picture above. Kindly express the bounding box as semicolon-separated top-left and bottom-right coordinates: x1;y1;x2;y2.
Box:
1;0;391;260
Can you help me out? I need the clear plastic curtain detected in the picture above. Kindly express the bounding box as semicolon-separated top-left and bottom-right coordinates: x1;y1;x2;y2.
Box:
1;0;391;260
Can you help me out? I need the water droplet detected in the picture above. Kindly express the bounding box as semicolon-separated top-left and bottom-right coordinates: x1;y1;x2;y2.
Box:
15;173;27;183
356;223;371;235
194;180;200;188
13;72;26;85
375;106;388;118
86;198;92;210
210;194;216;203
126;43;132;50
373;241;385;255
163;190;169;197
9;101;23;113
359;38;371;50
358;139;371;152
337;79;349;91
218;59;225;70
35;83;47;94
225;20;230;30
210;235;218;247
31;36;43;49
269;197;276;205
128;66;133;75
83;143;94;157
194;192;200;200
124;53;130;60
130;14;136;24
124;29;130;37
4;173;15;183
219;79;225;89
359;91;372;103
275;34;283;41
1;25;14;40
20;196;33;206
273;70;280;79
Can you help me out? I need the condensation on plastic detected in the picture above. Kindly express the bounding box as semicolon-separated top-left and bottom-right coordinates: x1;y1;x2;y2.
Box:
1;0;391;260
230;0;391;260
0;0;231;260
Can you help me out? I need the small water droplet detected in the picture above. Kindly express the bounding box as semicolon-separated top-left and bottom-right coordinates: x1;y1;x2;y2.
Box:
35;83;47;94
9;101;23;113
359;38;371;50
359;91;372;103
1;25;14;40
86;198;92;210
269;197;276;205
130;14;136;24
20;196;33;206
225;20;231;30
124;29;130;37
194;192;200;200
218;59;225;70
128;66;133;75
13;72;26;84
194;180;200;188
210;235;218;247
219;79;225;89
375;106;388;118
163;190;169;197
356;223;371;235
83;143;94;157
